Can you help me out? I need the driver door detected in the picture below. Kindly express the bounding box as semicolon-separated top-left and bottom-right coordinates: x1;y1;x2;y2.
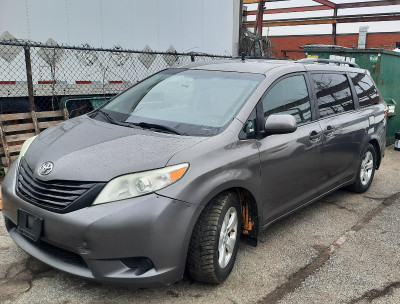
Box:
257;73;324;224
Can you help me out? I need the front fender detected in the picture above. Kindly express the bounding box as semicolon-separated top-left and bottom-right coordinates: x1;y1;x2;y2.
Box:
157;165;262;208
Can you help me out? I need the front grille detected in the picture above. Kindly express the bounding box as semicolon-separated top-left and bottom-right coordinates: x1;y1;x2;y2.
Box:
16;158;101;212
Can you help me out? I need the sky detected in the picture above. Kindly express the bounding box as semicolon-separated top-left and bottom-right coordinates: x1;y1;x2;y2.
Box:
245;0;400;36
0;0;237;55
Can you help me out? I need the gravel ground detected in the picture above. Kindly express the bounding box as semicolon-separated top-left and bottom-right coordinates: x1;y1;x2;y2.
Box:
0;146;399;304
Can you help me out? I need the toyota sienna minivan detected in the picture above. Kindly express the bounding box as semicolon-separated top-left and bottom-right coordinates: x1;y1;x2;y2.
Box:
2;58;386;287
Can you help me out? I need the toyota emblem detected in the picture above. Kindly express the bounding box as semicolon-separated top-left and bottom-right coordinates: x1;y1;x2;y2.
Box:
38;162;54;175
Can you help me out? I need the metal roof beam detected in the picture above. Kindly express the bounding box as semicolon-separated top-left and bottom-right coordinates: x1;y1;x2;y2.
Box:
243;0;400;17
243;0;400;9
338;0;400;9
244;5;332;15
338;14;400;24
243;0;288;3
312;0;336;8
244;13;400;27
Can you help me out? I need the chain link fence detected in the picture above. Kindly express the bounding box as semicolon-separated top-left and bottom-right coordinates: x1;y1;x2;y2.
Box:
0;41;230;117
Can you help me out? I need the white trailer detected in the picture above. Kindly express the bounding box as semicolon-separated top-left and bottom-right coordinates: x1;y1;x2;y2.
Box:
0;0;239;114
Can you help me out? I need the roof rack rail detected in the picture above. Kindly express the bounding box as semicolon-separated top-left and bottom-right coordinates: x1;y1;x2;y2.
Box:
297;58;359;68
236;55;288;61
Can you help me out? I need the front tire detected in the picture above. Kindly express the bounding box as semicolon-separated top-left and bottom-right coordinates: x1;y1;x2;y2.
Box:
348;144;376;193
187;191;241;284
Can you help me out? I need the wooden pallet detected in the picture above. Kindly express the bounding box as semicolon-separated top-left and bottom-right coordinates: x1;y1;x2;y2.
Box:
0;109;69;168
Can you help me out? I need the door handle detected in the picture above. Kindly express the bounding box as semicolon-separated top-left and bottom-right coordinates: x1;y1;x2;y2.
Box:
309;131;321;142
324;126;334;136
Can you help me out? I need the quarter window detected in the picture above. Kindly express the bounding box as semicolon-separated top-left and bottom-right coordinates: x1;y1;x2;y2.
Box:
262;75;312;125
350;73;380;107
311;73;354;118
240;108;257;139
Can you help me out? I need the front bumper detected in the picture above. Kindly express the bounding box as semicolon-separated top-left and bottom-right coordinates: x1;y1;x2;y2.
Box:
2;162;203;287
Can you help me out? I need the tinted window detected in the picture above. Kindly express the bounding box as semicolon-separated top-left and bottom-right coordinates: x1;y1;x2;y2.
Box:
311;73;354;118
350;72;380;107
262;75;312;125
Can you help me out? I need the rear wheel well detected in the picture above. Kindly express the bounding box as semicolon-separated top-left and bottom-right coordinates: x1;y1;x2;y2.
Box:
369;139;381;169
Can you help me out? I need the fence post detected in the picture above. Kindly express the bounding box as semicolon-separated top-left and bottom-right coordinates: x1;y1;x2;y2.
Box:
62;108;69;120
31;110;40;135
24;46;36;112
0;119;10;168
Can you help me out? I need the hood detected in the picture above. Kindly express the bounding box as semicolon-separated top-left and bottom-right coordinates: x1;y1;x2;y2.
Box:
25;115;208;182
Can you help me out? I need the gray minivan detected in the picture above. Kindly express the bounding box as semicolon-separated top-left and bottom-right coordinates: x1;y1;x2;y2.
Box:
2;58;386;287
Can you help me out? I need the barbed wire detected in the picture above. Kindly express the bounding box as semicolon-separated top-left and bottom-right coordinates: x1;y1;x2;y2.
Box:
0;40;230;57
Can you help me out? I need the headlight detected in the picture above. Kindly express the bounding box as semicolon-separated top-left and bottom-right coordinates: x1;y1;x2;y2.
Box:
16;135;38;164
92;163;189;205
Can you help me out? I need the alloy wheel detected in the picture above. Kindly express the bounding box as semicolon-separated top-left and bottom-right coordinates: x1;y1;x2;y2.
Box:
218;207;238;268
360;151;374;186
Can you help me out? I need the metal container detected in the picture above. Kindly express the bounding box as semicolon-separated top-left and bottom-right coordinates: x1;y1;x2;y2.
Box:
302;46;400;144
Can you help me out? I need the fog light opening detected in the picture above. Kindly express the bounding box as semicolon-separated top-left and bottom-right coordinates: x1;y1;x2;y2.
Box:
121;257;154;275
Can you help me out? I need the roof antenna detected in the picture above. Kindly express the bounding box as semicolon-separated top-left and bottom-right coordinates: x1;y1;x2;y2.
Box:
241;52;245;61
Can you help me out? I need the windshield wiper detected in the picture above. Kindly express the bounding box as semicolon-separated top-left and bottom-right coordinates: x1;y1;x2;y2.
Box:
132;122;183;135
96;110;182;134
97;109;133;128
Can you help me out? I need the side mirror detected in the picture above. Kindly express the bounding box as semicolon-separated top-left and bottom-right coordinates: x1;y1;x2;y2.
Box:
264;114;297;134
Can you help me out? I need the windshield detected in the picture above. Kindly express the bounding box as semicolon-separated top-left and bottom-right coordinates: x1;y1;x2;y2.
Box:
102;69;264;136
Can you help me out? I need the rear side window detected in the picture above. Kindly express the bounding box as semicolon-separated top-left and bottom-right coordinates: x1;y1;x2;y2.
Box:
350;73;380;107
311;73;354;118
262;75;312;125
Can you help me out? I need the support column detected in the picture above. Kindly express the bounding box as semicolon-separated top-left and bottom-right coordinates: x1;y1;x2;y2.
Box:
254;0;265;36
332;8;338;45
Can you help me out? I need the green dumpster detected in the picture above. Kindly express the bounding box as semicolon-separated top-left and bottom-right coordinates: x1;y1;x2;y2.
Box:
302;46;400;144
